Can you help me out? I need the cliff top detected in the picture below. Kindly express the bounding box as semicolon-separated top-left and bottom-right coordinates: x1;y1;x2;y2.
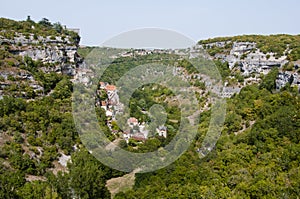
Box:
0;17;80;45
198;34;300;60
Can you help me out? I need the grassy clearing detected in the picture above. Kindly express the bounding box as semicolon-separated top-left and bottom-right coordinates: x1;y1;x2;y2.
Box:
106;172;135;198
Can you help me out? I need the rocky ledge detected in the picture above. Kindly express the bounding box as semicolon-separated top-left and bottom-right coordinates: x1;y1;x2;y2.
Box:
200;41;300;91
0;32;82;76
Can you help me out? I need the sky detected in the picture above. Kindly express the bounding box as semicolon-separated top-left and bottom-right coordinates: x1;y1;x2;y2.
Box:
1;0;300;46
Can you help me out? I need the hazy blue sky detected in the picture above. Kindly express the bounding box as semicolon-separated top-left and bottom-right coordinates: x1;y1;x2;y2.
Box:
1;0;299;46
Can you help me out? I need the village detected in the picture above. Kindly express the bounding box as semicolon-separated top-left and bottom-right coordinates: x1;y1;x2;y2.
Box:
96;81;167;144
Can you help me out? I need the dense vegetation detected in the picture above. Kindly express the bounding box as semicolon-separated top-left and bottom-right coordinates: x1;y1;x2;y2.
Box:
0;55;129;199
115;78;300;199
1;49;299;198
0;18;118;198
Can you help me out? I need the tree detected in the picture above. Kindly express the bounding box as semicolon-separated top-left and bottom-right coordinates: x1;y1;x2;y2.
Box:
51;77;72;99
26;16;33;23
38;18;52;27
0;168;25;199
53;22;63;33
259;67;279;92
67;150;111;199
18;181;60;199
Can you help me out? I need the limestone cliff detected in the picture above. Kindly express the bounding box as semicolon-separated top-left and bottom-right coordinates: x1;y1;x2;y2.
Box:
0;18;82;98
1;33;81;76
198;35;300;91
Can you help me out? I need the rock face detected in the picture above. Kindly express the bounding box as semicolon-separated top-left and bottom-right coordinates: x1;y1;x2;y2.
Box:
0;31;82;98
214;42;288;72
200;41;299;91
0;67;44;98
1;33;81;76
18;45;77;63
276;71;300;90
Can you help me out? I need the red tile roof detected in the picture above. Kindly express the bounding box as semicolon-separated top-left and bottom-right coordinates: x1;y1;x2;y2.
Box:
105;85;116;91
132;133;146;141
128;117;138;124
101;101;107;106
100;81;106;86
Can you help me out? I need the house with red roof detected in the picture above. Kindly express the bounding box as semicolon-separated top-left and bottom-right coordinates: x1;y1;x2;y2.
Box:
127;117;138;127
132;133;146;142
